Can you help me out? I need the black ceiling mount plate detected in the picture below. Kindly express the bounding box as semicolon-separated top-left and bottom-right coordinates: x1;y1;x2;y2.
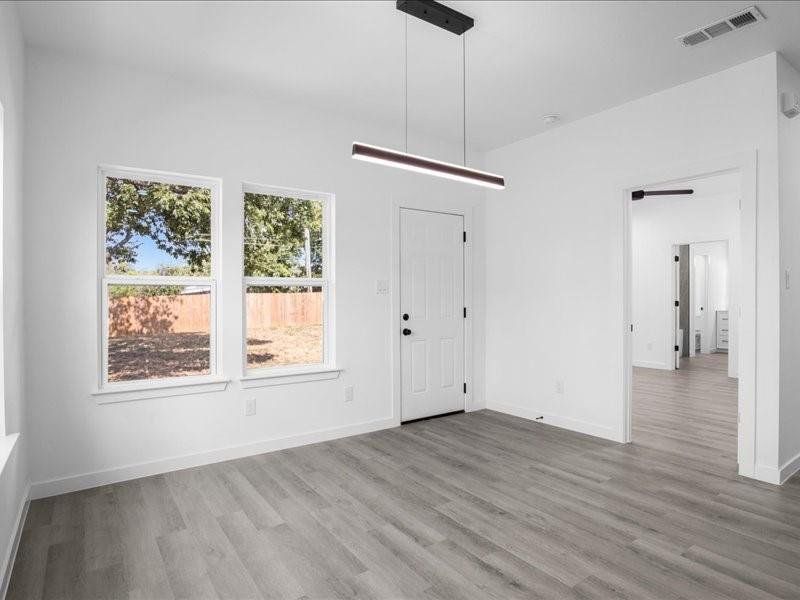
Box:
396;0;474;35
631;189;694;200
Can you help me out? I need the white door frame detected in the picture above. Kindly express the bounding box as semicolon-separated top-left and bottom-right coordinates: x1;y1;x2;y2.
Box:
391;201;473;426
621;151;757;478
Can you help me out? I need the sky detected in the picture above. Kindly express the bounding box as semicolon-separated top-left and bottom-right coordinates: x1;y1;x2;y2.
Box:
130;234;184;272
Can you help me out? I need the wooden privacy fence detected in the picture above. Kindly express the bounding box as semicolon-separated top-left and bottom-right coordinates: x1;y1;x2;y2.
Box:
109;292;322;336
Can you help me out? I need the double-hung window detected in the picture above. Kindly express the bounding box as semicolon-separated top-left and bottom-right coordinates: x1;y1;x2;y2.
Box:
243;183;333;376
99;166;220;390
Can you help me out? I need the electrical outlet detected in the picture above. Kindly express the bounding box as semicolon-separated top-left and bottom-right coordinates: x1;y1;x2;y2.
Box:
344;385;354;402
647;342;653;351
245;398;256;416
555;379;564;395
376;280;390;295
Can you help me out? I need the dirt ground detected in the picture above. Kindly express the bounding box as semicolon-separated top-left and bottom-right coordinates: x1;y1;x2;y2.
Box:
246;324;323;369
108;325;322;381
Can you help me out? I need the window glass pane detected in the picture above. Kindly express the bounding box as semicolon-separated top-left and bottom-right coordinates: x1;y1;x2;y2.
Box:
244;193;323;278
105;176;212;276
108;284;211;382
246;286;323;369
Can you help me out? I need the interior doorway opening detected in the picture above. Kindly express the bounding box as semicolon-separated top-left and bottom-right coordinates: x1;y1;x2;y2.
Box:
628;169;743;475
672;240;731;369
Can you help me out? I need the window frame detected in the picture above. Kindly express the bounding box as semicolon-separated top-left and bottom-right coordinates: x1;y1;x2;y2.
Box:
241;182;335;380
96;165;223;395
0;102;4;434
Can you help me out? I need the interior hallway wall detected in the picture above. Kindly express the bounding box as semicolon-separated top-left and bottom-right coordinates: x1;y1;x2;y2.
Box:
679;244;689;357
690;240;730;357
483;53;781;479
777;54;800;475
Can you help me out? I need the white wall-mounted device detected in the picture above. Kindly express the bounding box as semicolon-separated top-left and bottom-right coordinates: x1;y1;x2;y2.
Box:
782;92;800;119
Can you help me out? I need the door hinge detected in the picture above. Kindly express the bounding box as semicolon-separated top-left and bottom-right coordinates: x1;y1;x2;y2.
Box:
463;382;467;394
674;255;680;262
674;300;679;307
463;306;467;318
463;231;467;243
674;345;680;352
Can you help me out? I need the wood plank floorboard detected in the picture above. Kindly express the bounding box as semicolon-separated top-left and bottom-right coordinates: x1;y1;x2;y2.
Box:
9;352;800;599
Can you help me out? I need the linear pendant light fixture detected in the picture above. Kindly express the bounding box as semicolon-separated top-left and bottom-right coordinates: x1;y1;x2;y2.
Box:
352;143;505;190
352;0;505;190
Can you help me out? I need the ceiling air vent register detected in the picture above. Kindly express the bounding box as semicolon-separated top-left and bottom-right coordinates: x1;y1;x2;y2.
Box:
678;5;765;47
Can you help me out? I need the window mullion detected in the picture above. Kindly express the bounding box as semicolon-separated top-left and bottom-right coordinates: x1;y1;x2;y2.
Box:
244;276;325;287
104;275;214;286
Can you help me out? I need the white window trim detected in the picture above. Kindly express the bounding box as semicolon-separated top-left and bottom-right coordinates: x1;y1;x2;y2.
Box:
241;182;337;386
96;165;225;401
240;367;341;388
0;102;5;435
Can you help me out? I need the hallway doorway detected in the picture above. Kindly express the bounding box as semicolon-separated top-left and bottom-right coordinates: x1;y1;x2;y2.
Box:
624;165;748;476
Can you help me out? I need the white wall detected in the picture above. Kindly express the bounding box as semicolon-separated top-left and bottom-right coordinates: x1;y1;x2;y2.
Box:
0;1;28;592
23;48;486;496
631;172;739;375
483;54;782;478
778;54;800;476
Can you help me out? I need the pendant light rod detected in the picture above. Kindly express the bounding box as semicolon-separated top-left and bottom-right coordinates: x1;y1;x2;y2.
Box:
352;1;505;190
462;32;466;166
404;13;408;153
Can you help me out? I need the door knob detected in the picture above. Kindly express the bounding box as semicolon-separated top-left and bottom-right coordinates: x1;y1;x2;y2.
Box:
402;313;409;321
402;328;412;336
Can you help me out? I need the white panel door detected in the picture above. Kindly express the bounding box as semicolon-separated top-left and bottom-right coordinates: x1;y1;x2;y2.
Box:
400;208;464;421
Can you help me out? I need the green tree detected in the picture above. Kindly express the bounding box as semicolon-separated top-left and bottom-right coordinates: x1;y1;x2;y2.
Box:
105;177;212;275
244;193;323;278
105;178;324;286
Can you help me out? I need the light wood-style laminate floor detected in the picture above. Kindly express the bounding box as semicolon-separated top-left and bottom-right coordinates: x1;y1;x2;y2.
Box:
8;353;800;599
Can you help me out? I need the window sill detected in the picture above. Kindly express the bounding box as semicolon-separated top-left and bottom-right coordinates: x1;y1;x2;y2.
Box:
241;367;341;388
0;432;20;477
93;376;230;404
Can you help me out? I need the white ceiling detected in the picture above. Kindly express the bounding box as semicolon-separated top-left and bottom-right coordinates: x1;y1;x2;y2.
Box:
16;1;800;151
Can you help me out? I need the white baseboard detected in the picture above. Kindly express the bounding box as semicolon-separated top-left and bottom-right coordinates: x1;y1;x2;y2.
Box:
754;463;782;485
780;451;800;484
1;483;30;600
31;417;398;500
774;454;800;484
487;402;622;443
753;451;800;486
632;360;670;370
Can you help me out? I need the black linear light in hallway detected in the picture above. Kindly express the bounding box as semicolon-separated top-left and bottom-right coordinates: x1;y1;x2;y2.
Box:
352;0;505;190
631;188;694;200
